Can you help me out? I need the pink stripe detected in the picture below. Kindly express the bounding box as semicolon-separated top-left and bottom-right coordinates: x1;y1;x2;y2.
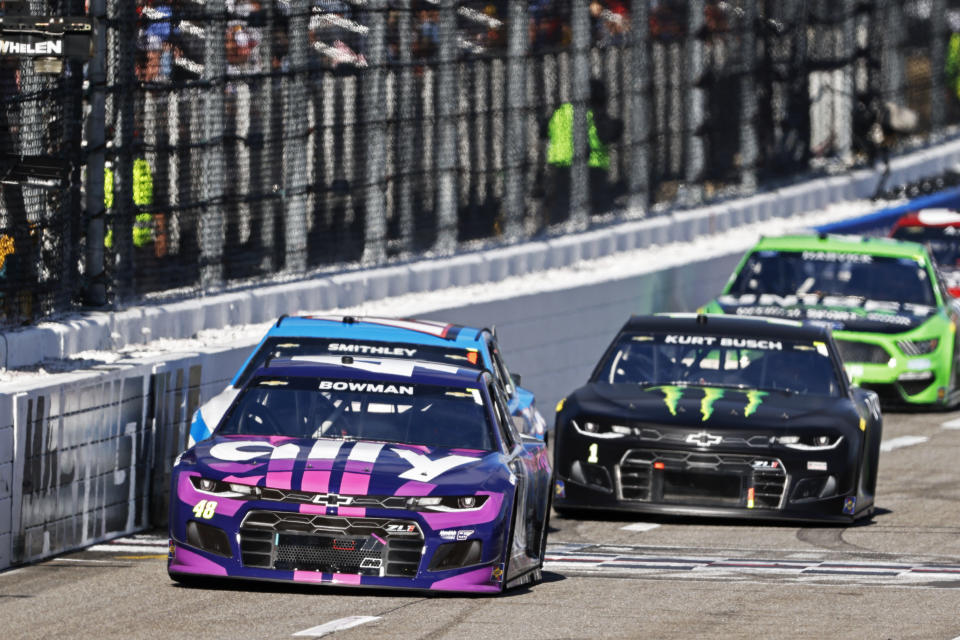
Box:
421;492;503;529
337;507;366;517
221;475;264;484
393;444;432;454
267;459;297;472
301;471;331;493
268;436;296;445
299;504;328;514
332;573;362;585
429;566;498;592
293;570;327;583
177;473;245;516
305;460;335;471
266;471;292;490
339;472;371;495
209;462;266;473
396;481;437;496
169;546;228;576
345;460;373;473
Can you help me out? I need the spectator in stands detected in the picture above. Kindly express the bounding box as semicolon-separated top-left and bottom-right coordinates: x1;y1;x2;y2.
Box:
542;78;623;225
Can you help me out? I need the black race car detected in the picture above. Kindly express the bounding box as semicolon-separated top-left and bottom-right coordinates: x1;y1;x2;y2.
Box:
553;314;883;523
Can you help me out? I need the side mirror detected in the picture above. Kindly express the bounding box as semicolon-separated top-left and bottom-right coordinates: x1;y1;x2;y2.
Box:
510;373;522;387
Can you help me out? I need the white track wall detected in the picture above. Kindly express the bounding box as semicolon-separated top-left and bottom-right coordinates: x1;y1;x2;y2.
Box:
2;139;960;570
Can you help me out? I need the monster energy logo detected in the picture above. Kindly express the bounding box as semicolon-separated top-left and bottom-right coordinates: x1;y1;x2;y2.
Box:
649;386;769;421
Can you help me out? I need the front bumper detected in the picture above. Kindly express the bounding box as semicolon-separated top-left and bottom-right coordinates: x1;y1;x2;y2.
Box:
554;432;865;523
168;473;509;593
834;331;952;406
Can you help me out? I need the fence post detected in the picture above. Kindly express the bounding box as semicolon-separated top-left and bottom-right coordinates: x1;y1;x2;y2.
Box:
255;1;276;272
739;0;758;192
502;0;528;240
931;0;947;135
283;0;309;273
361;0;387;265
112;0;137;301
681;0;706;207
569;0;590;228
835;0;856;164
84;0;107;306
395;1;415;253
200;0;226;291
626;0;650;215
434;0;459;254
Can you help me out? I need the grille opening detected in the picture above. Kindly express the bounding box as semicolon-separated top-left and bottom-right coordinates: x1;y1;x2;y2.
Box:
428;540;482;572
835;340;891;364
900;378;935;397
237;511;424;577
790;475;837;503
662;471;742;505
186;520;232;557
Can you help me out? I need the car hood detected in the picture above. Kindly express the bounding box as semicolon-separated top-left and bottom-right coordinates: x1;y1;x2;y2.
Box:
569;383;852;430
715;294;938;334
187;435;509;495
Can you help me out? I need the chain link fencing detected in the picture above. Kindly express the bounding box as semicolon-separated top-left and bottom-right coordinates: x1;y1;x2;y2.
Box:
1;0;959;329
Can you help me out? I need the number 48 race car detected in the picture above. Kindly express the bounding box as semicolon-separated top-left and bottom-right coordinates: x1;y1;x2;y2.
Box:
168;356;553;593
553;314;882;523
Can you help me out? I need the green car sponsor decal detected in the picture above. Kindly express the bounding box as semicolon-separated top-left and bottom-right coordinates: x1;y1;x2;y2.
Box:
649;386;768;421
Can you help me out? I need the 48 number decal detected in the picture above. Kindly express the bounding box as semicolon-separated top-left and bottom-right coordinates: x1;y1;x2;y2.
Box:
192;499;218;519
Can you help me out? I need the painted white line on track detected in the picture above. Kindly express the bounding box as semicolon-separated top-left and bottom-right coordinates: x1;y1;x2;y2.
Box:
0;568;25;579
621;523;661;533
880;436;929;453
87;544;168;554
942;418;960;430
293;617;381;637
51;558;133;564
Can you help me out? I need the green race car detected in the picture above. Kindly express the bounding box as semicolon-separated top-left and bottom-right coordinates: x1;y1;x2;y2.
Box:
702;234;960;407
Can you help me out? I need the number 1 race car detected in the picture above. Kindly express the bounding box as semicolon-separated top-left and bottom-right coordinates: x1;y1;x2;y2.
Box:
553;314;882;522
168;356;553;592
702;234;960;407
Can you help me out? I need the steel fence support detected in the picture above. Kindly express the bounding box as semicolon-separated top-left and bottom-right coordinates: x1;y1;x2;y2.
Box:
626;0;650;215
361;0;388;265
570;0;590;228
739;0;758;192
835;0;856;164
680;0;706;207
502;0;528;240
112;0;136;301
282;0;309;273
84;0;107;306
200;0;226;291
434;0;458;253
255;1;276;272
931;0;947;134
395;1;415;253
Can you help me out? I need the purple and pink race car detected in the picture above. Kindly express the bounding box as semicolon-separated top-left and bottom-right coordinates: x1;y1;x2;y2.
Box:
168;356;553;593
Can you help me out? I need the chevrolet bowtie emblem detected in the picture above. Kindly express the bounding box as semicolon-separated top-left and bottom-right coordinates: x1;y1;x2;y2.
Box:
686;432;722;447
312;493;354;506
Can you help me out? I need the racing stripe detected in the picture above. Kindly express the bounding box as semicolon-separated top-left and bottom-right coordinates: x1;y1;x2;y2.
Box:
265;444;298;490
301;440;343;493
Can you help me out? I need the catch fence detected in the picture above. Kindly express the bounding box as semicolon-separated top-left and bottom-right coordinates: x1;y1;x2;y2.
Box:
0;0;957;329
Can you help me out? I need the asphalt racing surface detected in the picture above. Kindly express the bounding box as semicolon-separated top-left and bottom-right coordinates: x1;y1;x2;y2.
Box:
4;409;960;639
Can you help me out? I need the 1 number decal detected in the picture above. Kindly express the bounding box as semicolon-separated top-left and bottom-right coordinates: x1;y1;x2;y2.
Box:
587;443;599;464
192;499;218;519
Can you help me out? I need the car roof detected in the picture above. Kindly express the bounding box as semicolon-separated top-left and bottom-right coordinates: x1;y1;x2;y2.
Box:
893;208;960;228
751;233;928;260
265;315;486;349
249;355;487;388
624;313;833;341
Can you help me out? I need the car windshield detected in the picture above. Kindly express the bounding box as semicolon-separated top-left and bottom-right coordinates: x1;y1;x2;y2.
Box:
727;249;936;306
218;376;495;450
891;225;960;269
592;332;841;396
237;338;481;386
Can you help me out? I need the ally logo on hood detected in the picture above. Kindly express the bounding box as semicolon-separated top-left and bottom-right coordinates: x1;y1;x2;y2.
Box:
207;439;478;482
